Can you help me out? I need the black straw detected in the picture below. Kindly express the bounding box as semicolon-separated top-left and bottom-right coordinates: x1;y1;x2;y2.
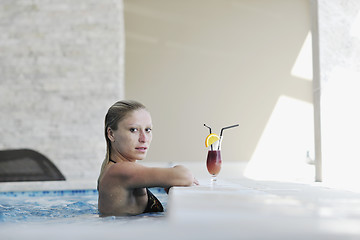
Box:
204;124;212;134
218;124;239;150
204;124;213;150
219;124;239;137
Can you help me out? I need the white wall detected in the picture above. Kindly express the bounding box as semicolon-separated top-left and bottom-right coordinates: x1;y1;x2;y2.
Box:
124;0;314;180
0;0;125;182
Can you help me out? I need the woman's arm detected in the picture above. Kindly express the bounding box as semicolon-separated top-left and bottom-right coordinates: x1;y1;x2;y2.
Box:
107;162;197;189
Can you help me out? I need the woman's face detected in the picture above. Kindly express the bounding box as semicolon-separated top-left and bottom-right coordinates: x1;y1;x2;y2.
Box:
109;109;153;162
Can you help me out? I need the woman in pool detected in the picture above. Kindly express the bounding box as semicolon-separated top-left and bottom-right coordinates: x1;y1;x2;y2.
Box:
98;100;198;216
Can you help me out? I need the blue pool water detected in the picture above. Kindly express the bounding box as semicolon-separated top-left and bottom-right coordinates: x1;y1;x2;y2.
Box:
0;188;167;224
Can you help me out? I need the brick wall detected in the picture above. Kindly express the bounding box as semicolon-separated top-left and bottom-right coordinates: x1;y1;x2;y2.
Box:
0;0;124;182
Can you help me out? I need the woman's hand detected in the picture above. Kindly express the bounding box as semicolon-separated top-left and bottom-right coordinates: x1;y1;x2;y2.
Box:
164;176;199;194
173;165;199;186
172;165;197;186
193;177;199;185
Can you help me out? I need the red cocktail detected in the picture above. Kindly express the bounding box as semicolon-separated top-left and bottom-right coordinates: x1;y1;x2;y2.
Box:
206;150;222;181
204;124;239;183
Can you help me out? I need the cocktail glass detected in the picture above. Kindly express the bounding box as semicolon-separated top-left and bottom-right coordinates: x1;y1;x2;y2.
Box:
206;137;222;182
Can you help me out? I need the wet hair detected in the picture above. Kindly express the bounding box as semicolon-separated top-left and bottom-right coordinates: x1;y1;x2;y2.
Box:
97;100;147;189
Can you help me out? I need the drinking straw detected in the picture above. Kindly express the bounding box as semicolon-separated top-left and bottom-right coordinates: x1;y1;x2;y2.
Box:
218;124;239;150
204;124;212;134
204;124;213;150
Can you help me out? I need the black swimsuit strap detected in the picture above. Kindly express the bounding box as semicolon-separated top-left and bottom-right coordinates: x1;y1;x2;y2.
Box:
144;188;164;213
109;159;116;164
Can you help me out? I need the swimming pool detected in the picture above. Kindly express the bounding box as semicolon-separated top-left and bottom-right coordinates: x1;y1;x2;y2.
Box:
0;188;167;224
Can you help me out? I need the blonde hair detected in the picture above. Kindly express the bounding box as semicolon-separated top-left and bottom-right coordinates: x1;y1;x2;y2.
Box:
97;100;147;189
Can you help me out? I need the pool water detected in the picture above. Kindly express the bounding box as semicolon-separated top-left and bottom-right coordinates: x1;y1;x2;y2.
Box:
0;188;167;224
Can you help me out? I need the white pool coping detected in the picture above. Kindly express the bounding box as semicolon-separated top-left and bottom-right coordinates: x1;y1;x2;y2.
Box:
168;177;360;239
2;162;360;239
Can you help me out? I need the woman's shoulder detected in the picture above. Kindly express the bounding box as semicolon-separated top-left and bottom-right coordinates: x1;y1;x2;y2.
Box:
105;161;144;179
99;162;133;189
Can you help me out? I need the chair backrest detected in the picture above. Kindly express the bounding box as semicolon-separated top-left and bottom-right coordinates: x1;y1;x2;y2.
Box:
0;149;65;182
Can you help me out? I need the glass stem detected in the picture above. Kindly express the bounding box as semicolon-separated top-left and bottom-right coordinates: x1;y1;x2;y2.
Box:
211;175;217;182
